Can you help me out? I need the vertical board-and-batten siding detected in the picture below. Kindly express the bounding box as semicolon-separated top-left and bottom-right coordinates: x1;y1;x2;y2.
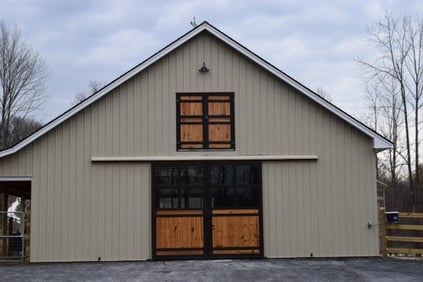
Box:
262;125;378;257
0;117;151;262
0;31;378;261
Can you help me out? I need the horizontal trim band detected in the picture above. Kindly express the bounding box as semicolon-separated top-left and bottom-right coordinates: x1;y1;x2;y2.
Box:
0;177;32;181
91;155;318;162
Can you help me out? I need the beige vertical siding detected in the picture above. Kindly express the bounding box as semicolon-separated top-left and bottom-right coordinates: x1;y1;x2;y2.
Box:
0;31;379;261
0;115;151;262
262;128;379;257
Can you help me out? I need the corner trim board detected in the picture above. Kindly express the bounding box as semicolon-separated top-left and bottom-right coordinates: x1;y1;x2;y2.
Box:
91;155;319;162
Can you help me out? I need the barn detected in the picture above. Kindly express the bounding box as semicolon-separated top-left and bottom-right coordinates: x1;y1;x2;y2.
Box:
0;22;391;262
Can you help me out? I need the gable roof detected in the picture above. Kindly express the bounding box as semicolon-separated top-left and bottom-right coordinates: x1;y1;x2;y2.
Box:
0;21;392;158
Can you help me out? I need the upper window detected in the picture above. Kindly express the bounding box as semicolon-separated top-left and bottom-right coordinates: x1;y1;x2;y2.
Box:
176;93;235;150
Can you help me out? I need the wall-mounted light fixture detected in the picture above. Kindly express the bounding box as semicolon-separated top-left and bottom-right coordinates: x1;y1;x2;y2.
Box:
198;62;209;73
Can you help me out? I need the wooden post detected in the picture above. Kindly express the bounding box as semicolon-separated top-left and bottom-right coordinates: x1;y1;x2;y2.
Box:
379;207;387;256
2;193;8;257
24;207;31;262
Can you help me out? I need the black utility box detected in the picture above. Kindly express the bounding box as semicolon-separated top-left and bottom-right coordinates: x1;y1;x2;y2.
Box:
385;211;399;223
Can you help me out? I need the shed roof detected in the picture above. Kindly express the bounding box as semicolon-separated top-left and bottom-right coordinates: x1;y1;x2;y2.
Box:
0;21;392;158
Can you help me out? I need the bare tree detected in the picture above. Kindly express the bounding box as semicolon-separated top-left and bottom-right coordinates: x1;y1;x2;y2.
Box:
364;75;405;209
0;22;47;149
316;87;333;102
357;13;423;211
71;80;104;106
8;116;42;146
405;19;423;198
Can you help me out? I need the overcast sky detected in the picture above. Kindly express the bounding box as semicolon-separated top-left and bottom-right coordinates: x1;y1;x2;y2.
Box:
1;0;422;123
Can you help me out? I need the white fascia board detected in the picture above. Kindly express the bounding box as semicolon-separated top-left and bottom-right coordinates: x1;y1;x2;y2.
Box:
373;137;394;150
0;22;391;159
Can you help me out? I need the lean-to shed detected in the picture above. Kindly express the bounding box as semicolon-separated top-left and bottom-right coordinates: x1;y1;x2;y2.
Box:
0;22;391;262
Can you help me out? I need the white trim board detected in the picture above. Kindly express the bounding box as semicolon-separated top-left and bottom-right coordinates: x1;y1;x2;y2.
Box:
0;22;391;159
91;155;319;162
0;177;32;181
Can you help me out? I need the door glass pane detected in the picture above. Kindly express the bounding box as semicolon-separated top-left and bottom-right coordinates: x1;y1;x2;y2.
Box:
155;165;204;209
159;198;172;209
236;164;259;185
155;163;260;209
236;187;259;207
155;166;179;186
158;187;179;208
211;187;236;208
181;187;203;208
179;166;204;186
210;165;233;185
211;186;259;208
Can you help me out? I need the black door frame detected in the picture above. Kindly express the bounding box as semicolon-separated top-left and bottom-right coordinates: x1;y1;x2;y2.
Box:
151;161;264;259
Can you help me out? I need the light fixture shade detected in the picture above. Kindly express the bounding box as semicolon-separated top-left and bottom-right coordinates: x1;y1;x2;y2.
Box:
199;62;209;73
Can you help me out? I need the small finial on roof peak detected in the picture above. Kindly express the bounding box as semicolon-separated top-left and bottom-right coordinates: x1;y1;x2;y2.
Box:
190;17;197;28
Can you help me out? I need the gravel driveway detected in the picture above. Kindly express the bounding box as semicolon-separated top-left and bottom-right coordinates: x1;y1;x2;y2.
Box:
0;258;422;281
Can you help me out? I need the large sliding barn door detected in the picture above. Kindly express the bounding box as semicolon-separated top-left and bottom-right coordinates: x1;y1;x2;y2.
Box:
152;162;262;259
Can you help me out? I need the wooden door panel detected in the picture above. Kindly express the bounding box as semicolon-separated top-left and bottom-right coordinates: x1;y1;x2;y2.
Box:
208;102;231;115
209;124;231;141
156;213;204;249
212;213;260;248
180;102;203;116
181;124;203;142
208;143;232;149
